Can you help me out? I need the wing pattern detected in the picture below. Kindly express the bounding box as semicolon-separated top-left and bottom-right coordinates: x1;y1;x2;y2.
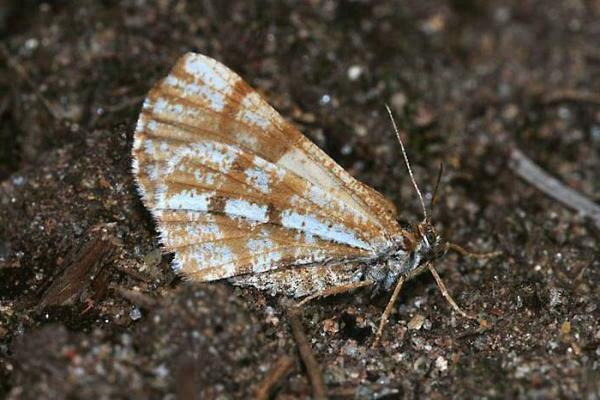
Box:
132;53;401;284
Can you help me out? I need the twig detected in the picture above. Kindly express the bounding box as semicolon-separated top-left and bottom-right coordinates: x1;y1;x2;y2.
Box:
115;286;158;309
114;263;153;282
542;89;600;106
288;310;328;400
254;355;295;400
510;148;600;229
0;42;64;121
101;95;146;113
174;357;201;400
36;225;116;311
326;386;357;398
574;257;594;282
446;243;502;259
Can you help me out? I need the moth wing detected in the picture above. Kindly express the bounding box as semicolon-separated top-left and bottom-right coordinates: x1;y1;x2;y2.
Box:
157;210;367;282
134;53;400;231
230;262;366;298
145;145;371;280
132;53;401;281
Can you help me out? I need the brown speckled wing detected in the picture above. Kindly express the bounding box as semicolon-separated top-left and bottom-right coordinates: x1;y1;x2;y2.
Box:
132;52;401;287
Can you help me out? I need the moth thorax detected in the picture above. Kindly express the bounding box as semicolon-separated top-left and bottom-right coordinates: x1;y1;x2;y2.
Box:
385;221;445;284
365;248;411;293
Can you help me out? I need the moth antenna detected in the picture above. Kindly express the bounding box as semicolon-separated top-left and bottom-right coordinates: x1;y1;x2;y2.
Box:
430;161;445;210
385;104;428;220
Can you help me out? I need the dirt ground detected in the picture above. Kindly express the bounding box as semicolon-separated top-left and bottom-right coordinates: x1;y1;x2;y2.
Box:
1;1;599;399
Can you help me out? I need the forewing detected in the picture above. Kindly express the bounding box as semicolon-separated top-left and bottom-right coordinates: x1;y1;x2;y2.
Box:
132;52;400;281
156;209;366;281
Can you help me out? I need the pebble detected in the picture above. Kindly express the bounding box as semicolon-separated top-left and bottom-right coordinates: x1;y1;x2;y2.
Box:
347;65;363;81
435;356;448;371
408;314;426;330
129;307;142;321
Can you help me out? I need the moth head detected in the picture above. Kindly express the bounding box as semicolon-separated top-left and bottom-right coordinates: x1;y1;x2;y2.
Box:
375;219;445;292
416;219;446;263
385;105;447;267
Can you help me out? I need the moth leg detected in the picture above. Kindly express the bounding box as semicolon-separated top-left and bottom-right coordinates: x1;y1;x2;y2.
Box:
295;280;374;308
428;264;477;320
373;275;406;347
446;242;502;259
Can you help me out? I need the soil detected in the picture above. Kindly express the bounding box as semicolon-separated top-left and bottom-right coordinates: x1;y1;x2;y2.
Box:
1;1;599;399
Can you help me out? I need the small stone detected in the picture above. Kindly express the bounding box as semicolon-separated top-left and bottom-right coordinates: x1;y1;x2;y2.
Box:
413;356;429;373
264;306;280;326
354;124;368;137
341;143;353;155
129;307;142;321
0;241;9;261
549;288;564;308
502;104;519;120
571;342;581;356
494;7;511;23
515;364;530;379
435;356;448;371
322;318;339;335
319;94;331;106
390;92;407;110
347;65;363;81
24;38;39;51
479;318;490;329
414;104;435;127
591;125;600;142
154;364;169;378
11;175;25;186
341;339;358;357
420;13;445;34
143;248;162;268
558;106;571;120
423;318;432;330
408;314;426;330
560;320;571;335
547;340;559;350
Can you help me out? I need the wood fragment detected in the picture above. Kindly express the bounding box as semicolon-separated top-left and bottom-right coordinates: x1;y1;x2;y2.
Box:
254;355;295;400
36;224;117;311
326;386;357;398
88;95;146;126
288;310;328;400
114;264;153;282
0;42;65;121
446;243;502;259
542;89;600;106
510;148;600;229
115;286;158;309
174;357;201;400
102;95;145;112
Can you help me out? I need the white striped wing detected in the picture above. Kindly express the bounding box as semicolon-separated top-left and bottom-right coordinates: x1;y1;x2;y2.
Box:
132;52;402;283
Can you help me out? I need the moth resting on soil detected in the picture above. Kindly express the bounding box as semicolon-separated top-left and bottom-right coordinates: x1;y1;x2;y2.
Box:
132;53;498;341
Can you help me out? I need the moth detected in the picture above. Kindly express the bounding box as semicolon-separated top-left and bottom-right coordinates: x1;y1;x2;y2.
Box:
132;53;497;341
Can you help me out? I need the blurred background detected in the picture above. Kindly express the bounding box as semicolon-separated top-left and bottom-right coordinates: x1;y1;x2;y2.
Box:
1;1;599;398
